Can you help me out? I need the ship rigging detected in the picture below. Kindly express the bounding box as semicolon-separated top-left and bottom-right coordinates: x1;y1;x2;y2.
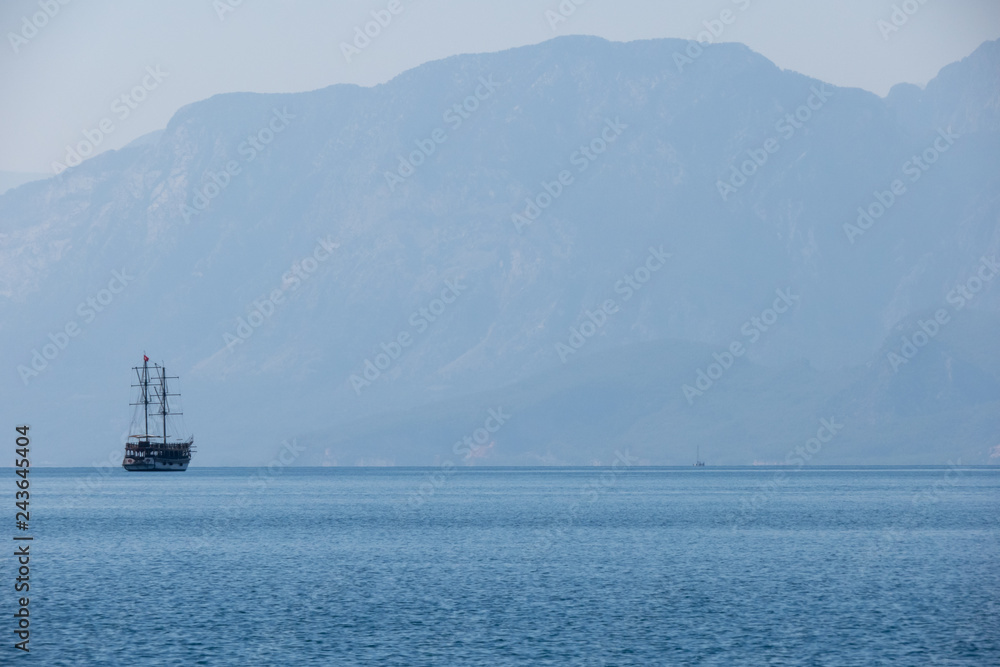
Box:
122;354;194;472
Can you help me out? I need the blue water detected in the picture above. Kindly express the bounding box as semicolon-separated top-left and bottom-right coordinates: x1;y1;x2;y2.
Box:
17;467;1000;665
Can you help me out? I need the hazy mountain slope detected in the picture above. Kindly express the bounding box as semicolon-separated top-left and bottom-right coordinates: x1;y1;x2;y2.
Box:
296;309;1000;466
1;36;997;465
0;171;48;196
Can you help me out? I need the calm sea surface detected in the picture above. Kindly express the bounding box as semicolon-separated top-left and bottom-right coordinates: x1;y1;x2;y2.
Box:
19;467;1000;665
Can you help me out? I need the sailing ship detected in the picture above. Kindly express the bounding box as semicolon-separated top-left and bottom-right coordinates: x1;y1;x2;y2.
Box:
694;445;705;467
122;355;194;472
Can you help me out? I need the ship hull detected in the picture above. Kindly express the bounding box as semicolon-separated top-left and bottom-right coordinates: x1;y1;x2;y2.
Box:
122;458;190;472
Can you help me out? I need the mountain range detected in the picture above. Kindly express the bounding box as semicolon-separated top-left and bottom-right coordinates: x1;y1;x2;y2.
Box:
2;36;998;466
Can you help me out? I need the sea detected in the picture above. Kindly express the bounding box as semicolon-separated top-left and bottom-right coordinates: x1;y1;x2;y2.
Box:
17;466;1000;665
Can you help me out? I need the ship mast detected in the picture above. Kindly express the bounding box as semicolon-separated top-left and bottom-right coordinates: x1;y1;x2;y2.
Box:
162;363;168;447
143;355;149;439
153;363;183;445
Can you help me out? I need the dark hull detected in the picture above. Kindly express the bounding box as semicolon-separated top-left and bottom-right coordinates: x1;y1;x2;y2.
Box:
123;460;190;472
122;445;192;472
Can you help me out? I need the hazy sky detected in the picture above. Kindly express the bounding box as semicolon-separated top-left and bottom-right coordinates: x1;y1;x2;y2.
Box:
1;0;997;174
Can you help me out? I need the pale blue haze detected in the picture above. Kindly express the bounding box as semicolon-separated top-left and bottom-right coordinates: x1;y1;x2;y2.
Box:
2;0;999;173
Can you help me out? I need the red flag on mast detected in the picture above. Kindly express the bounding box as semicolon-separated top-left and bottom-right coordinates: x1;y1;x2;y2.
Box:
143;355;149;362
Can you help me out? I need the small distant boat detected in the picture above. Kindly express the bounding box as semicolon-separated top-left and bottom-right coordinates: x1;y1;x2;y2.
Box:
122;355;194;472
694;445;705;467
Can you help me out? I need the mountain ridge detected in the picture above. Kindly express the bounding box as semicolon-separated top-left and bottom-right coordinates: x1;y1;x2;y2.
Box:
2;36;997;465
